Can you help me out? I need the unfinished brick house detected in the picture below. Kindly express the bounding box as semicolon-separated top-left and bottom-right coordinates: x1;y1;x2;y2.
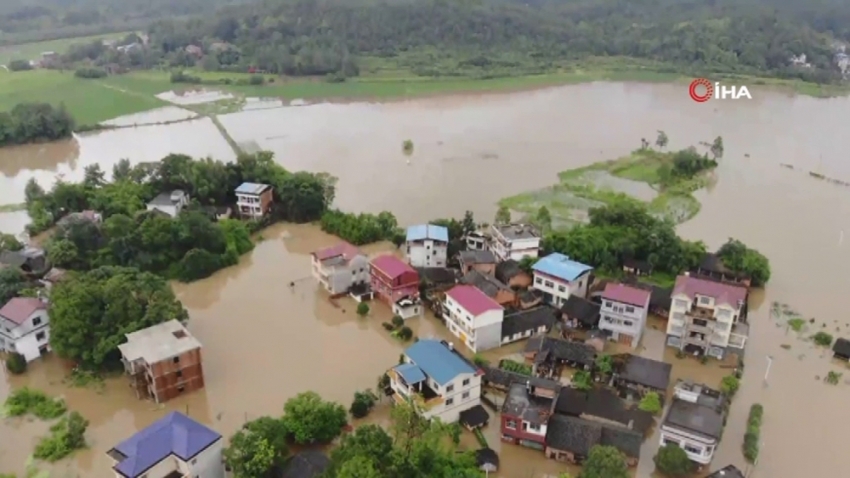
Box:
118;320;204;404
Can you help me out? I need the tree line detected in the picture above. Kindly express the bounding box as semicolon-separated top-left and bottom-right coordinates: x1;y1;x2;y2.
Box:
0;103;74;147
24;151;333;282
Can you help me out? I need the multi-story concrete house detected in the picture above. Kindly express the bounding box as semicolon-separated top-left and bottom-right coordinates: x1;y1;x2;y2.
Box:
146;190;189;218
234;182;273;218
118;320;205;404
405;224;448;268
531;253;592;307
458;250;497;275
660;381;726;467
388;339;484;423
108;411;223;478
0;297;50;362
500;380;559;450
370;255;420;305
443;284;504;352
665;275;749;360
598;283;651;348
489;224;541;262
311;242;369;295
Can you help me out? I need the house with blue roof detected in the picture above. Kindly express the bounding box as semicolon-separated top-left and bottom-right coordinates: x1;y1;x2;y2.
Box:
531;253;593;307
107;411;223;478
405;224;449;268
388;339;489;427
235;181;273;218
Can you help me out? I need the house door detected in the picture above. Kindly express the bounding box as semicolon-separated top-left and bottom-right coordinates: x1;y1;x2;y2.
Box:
618;334;633;346
39;344;49;356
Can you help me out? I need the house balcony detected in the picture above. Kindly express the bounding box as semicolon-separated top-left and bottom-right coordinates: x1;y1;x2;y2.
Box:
728;333;747;349
387;369;444;411
683;333;709;346
689;306;715;320
685;320;714;335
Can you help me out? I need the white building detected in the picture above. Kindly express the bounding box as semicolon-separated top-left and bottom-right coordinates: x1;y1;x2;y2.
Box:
146;190;189;218
393;295;423;320
444;284;504;353
666;274;748;360
389;339;483;423
405;224;449;268
234;182;273;218
0;297;50;362
489;224;541;262
660;381;726;466
598;282;651;348
531;253;592;306
108;411;224;478
311;242;370;295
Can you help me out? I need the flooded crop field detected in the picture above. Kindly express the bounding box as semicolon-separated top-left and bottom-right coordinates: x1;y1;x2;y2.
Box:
1;81;850;477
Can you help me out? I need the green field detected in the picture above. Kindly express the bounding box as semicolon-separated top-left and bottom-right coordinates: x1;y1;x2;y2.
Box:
0;32;132;66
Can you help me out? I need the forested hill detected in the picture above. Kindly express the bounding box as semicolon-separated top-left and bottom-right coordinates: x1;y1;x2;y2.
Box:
141;0;849;82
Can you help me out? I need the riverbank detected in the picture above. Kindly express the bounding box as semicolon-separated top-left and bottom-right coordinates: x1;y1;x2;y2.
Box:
1;56;848;127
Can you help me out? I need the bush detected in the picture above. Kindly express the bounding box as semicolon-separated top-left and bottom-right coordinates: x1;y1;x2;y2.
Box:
721;375;740;397
170;71;202;84
381;322;395;331
249;74;265;85
743;403;764;463
33;411;88;461
654;443;693;477
472;354;489;366
9;59;33;71
391;315;404;328
5;352;26;375
812;331;833;347
281;392;347;444
3;388;67;419
500;359;532;376
397;326;413;341
74;68;107;79
349;390;378;418
357;302;370;317
638;391;662;414
571;370;592;390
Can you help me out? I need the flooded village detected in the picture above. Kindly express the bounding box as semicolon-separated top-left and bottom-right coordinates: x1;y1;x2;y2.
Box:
0;81;850;478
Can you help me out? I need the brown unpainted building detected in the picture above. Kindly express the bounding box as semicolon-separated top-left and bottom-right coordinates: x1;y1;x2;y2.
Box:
118;320;205;404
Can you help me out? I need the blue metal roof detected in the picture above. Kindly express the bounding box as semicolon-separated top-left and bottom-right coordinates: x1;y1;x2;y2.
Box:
406;224;449;243
235;182;271;195
394;363;426;383
111;412;221;478
532;253;593;282
404;339;476;385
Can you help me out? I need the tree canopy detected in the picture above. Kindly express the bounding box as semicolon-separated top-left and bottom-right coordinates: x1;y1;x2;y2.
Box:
654;443;694;477
280;391;348;445
579;445;630;478
717;238;772;286
0;103;74;147
224;416;289;478
48;266;188;368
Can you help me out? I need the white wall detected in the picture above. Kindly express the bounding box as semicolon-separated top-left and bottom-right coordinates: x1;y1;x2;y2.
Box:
112;440;224;478
407;239;447;268
666;293;738;351
146;203;178;218
0;309;50;362
659;427;717;465
390;369;482;424
312;254;370;294
599;298;648;347
490;235;540;262
531;271;590;306
444;296;504;352
235;193;263;217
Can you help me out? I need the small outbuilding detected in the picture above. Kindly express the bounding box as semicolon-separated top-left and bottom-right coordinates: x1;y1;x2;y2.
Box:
832;338;850;361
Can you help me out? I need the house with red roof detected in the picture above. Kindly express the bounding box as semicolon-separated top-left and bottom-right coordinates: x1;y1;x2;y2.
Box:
444;285;504;352
666;274;749;360
311;242;369;295
0;297;50;362
370;255;419;306
599;282;652;348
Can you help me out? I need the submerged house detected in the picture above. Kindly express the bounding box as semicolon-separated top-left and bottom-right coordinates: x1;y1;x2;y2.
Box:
531;253;593;306
0;297;51;362
460;270;517;308
443;284;504;352
310;242;369;295
524;336;597;378
559;295;601;331
501;306;558;345
146;190;189;218
612;354;672;399
692;253;751;288
405;224;449;268
500;381;559;450
544;414;642;466
660;381;727;467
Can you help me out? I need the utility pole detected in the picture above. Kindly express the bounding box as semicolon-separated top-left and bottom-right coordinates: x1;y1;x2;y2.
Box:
763;355;773;386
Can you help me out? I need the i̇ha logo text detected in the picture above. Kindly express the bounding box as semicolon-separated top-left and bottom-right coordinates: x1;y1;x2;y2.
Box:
689;78;752;102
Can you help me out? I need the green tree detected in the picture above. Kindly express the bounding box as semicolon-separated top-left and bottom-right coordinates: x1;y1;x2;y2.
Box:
326;425;394;476
224;429;276;478
338;455;382;478
594;354;613;376
45;239;79;269
580;445;629;478
461;210;476;236
350;390;378;418
0;233;23;252
654;443;694;477
716;238;771;286
5;352;26;375
518;256;538;273
0;268;28;305
571;370;592;390
656;130;669;150
281;391;347;444
638;391;662;414
720;375;740;397
112;158;133;182
49;266;188;368
357;302;370;317
494;205;511;224
536;206;552;231
83;164;106;189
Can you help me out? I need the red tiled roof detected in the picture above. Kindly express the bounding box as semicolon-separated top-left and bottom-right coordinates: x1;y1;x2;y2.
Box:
371;255;415;280
602;283;651;307
0;297;47;325
673;275;747;308
446;285;503;316
312;241;361;261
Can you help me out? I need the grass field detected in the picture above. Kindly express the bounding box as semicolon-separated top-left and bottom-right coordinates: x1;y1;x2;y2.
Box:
499;148;713;230
0;32;132;66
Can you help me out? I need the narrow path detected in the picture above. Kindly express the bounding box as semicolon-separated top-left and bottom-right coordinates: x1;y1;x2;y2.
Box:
209;115;243;156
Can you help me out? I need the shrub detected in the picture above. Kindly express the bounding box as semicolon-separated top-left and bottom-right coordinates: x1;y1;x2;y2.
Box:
397;326;413;341
249;74;264;85
402;140;414;154
74;68;107;79
381;322;395;331
500;359;532;376
349;390;378;418
743;403;764;463
812;332;833;347
571;370;592;390
653;443;693;477
638;392;662;414
9;59;33;71
721;375;740;398
5;352;26;375
3;388;67;419
391;315;404;327
33;411;88;461
356;302;370;317
472;354;489;366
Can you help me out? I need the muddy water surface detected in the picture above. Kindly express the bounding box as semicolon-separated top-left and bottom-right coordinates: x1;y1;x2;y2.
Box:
2;82;850;477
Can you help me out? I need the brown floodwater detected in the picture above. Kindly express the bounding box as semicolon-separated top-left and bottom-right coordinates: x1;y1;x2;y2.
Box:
2;82;850;477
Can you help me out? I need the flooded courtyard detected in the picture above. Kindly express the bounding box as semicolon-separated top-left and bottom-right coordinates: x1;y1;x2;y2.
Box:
1;81;850;477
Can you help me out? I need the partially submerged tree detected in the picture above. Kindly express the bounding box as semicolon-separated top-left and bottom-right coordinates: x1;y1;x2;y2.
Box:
654;443;694;477
494;205;511;224
638;391;662;414
281;391;347;444
580;445;629;478
656;130;669;150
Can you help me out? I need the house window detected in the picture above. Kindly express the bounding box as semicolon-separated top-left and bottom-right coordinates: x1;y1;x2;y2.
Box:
462;391;470;399
535;277;542;285
173;356;180;364
446;385;454;393
462;378;470;386
36;332;46;341
675;299;689;308
527;423;541;432
699;296;711;305
604;301;612;308
663;438;679;447
544;281;554;288
623;320;633;327
178;385;185;392
625;306;635;313
176;370;183;378
32;317;42;326
684;445;702;455
505;419;517;430
557;285;566;293
445;398;454;406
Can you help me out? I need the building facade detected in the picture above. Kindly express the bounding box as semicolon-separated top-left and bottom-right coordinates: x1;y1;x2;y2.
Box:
598;283;651;348
659;381;726;466
531;253;592;307
370;255;420;305
489;224;541;262
406;224;449;268
501;381;558;450
665;275;748;359
444;285;504;352
118;320;205;404
388;339;483;423
108;411;223;478
234;182;273;218
311;242;369;295
0;297;50;362
146;190;189;217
